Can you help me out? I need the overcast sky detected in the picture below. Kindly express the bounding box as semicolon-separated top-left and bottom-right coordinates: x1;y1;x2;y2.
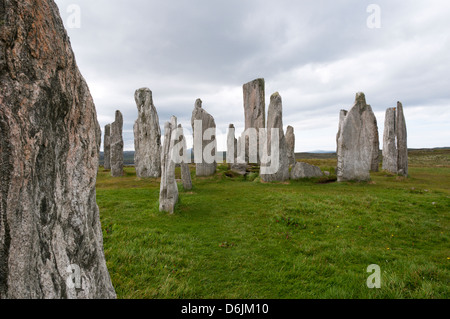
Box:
55;0;450;152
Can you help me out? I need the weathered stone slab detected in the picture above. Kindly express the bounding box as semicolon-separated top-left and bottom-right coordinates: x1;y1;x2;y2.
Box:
382;108;398;173
286;125;296;166
134;88;162;178
159;117;179;213
260;92;290;182
243;78;265;163
177;124;192;191
104;124;111;170
337;93;380;182
110;110;124;177
290;162;324;180
396;102;408;176
0;0;115;298
191;99;217;176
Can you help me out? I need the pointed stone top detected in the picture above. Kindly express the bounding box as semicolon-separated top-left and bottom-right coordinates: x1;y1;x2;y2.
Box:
195;99;202;108
115;110;123;121
135;87;152;102
355;92;366;104
170;115;177;128
270;91;282;102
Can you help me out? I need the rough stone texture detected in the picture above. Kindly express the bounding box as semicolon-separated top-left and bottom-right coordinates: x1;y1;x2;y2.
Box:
177;124;192;191
286;125;296;166
110;110;124;177
159;117;179;213
0;0;115;298
260;93;290;182
191;99;217;176
290;162;324;180
382;108;398;173
369;112;380;173
227;124;237;163
337;93;380;182
243;78;265;163
104;124;111;170
336;109;348;154
133;88;161;178
396;102;408;176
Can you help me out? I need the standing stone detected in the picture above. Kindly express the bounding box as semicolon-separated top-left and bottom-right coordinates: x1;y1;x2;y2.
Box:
178;124;193;191
191;99;217;177
110;110;124;177
243;78;265;163
382;108;398;173
337;93;380;182
369;109;380;173
104;124;111;170
396;102;408;176
227;124;238;163
231;135;247;175
286;126;296;166
133;88;162;178
290;162;324;180
260;93;290;182
160;117;179;213
0;0;115;298
336;109;348;155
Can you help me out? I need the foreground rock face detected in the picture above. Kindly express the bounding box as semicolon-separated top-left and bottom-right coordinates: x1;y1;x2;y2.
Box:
396;102;408;176
134;88;162;178
337;93;380;182
286;126;296;166
243;78;265;163
290;162;324;180
260;93;290;182
110;110;124;177
104;124;111;170
159;117;179;213
0;0;115;298
191;99;217;176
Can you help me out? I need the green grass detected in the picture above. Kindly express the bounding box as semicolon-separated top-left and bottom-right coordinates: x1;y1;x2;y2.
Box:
96;150;450;299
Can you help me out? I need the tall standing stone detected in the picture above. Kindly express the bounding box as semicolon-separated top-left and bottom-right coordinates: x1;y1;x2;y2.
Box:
369;109;380;173
104;124;111;170
133;88;162;178
337;93;380;182
382;108;398;173
227;124;238;164
191;99;217;176
243;78;265;163
110;110;124;177
160;117;179;213
336;109;348;155
396;102;408;176
286;126;296;166
178;124;193;191
260;93;290;182
0;0;115;298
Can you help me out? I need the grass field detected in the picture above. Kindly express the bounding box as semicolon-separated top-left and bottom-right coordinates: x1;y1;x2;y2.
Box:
96;149;450;299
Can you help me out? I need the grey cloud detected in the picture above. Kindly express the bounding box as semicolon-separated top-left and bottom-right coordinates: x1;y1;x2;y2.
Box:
55;0;450;151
